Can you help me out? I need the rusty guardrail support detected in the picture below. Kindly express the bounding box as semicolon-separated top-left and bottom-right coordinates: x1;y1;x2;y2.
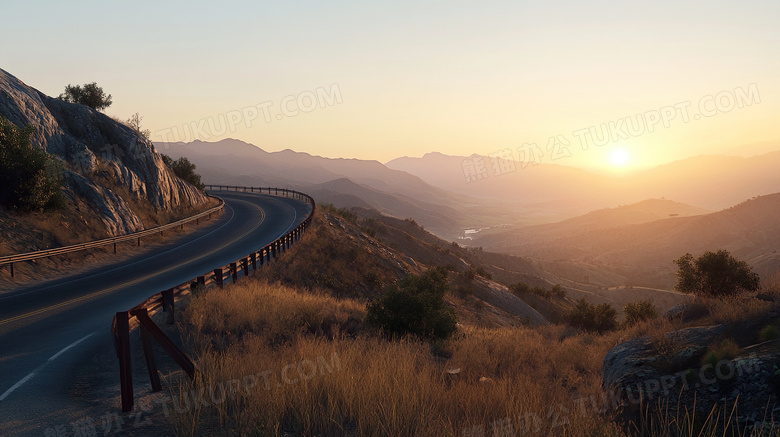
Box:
162;288;175;324
115;311;133;412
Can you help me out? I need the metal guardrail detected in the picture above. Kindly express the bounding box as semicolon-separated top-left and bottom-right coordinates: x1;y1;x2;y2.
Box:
111;185;315;412
1;197;226;277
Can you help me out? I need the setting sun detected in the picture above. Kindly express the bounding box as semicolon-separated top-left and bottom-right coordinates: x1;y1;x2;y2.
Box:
609;149;630;167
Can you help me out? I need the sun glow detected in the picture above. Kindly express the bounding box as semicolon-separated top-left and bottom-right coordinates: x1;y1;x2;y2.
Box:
609;149;630;167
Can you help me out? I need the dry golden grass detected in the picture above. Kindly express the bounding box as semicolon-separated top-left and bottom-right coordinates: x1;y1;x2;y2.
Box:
172;252;780;436
176;279;632;436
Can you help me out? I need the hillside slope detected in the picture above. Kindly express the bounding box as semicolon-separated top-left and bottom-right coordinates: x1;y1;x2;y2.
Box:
261;204;555;327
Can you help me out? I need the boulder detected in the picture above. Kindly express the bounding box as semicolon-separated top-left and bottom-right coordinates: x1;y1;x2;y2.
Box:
602;325;779;430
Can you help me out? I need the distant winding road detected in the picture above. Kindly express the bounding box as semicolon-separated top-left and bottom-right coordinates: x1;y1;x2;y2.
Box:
0;191;311;436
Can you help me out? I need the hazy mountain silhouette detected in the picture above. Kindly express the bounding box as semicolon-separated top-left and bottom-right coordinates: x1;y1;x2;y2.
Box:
158;139;479;237
387;151;780;213
473;194;780;289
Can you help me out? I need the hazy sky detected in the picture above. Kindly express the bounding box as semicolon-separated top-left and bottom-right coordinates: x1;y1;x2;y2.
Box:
2;1;778;170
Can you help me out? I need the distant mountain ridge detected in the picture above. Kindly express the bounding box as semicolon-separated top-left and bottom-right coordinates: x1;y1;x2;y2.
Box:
159;139;479;237
387;150;780;213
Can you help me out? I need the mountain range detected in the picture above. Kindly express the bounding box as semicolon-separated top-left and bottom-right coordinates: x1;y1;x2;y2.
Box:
387;150;780;213
160;139;780;290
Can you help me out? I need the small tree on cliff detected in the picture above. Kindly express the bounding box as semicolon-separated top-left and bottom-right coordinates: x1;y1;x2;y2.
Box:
161;154;205;191
674;250;760;297
58;82;112;111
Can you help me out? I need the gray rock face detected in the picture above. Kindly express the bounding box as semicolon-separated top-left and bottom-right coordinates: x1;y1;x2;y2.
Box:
602;325;726;400
0;68;207;235
64;171;144;235
602;325;779;430
475;280;549;326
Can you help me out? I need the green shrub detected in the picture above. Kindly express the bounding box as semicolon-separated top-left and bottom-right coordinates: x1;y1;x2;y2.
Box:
0;116;63;211
622;299;659;327
550;284;566;298
702;339;740;368
161;154;205;190
365;266;458;341
462;268;477;283
510;282;530;295
566;298;617;333
474;266;492;280
674;250;760;296
759;325;778;342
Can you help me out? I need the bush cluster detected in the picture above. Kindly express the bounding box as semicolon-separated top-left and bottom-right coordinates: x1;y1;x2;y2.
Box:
510;282;565;299
566;298;617;333
0;116;63;212
366;266;458;341
674;250;760;296
622;299;658;327
161;154;205;190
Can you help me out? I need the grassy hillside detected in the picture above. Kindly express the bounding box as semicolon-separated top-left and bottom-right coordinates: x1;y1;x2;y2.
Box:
261;204;572;326
167;208;780;436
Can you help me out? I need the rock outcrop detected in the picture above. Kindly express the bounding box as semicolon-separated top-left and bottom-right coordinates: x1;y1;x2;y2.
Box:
0;68;206;235
602;324;780;430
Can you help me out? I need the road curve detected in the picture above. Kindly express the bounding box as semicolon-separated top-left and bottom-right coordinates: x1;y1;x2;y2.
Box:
0;191;311;436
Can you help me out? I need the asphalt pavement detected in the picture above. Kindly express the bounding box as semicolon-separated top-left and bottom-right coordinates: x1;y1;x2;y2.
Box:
0;191;311;436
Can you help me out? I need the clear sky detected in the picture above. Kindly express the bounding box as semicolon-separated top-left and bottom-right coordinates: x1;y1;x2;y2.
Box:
2;0;778;171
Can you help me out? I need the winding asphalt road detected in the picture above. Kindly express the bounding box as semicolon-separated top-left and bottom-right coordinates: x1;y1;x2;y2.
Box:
0;191;311;436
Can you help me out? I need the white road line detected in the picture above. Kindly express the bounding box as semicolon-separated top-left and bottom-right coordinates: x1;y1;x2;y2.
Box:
0;371;37;401
0;193;307;402
0;332;95;401
48;333;94;361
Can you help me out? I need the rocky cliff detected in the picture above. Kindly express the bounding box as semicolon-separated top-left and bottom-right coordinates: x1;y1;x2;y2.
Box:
0;68;207;235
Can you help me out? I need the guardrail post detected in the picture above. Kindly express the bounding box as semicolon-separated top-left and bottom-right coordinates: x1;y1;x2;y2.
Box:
230;262;238;283
113;242;117;253
134;310;195;380
162;289;175;324
137;237;141;247
139;308;162;392
251;252;257;271
241;258;249;277
9;262;13;278
214;268;224;288
115;311;133;412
